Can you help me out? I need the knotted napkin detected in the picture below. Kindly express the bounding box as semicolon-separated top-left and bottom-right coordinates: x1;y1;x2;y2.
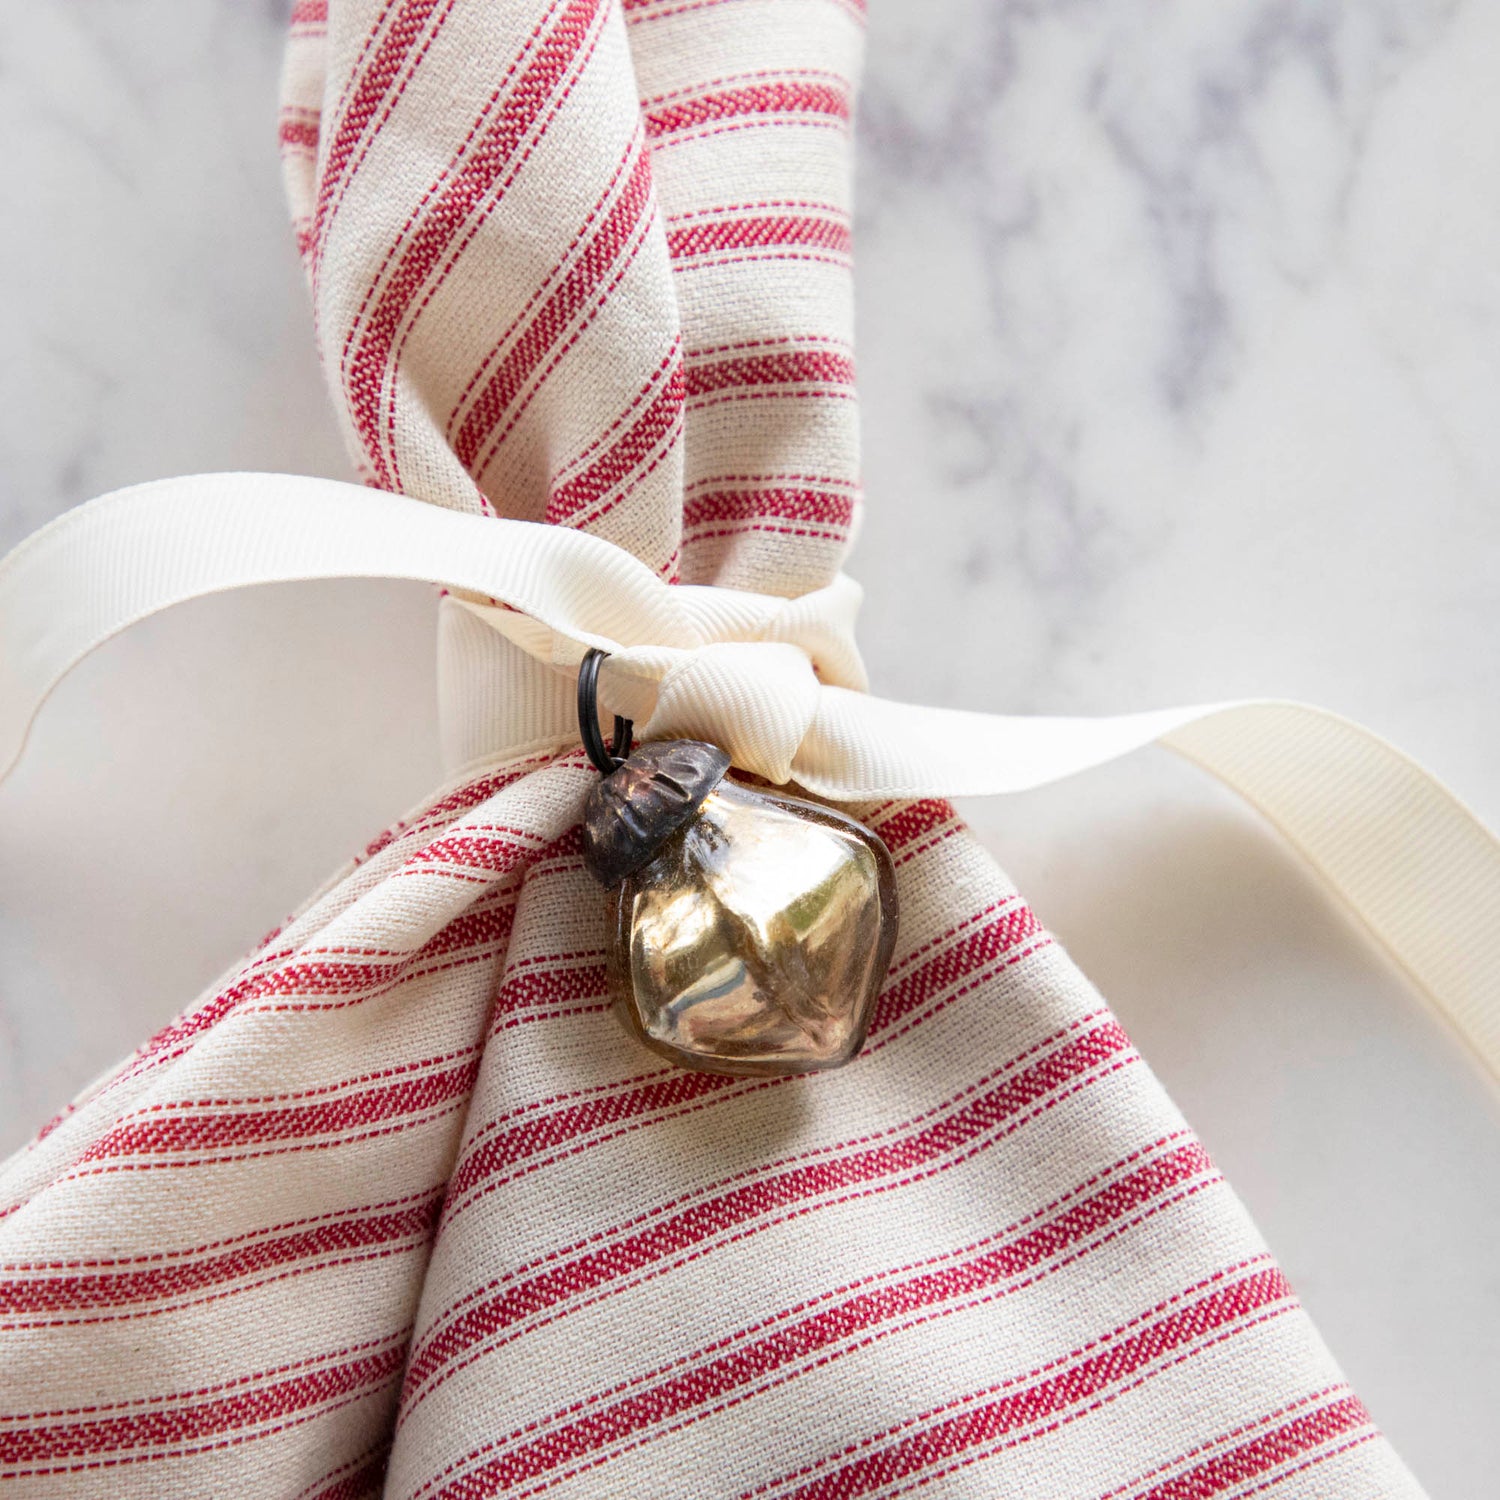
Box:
0;2;1493;1496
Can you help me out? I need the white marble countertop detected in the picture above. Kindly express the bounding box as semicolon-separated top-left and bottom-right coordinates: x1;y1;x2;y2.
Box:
1;3;1496;1493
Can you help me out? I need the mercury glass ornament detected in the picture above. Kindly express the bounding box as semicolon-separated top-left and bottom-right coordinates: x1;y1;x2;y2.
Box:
581;741;899;1076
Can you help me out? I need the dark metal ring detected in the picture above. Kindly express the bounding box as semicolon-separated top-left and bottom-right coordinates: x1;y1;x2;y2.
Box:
577;648;634;775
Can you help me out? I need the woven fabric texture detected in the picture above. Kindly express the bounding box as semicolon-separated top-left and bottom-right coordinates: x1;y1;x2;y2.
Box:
0;1;1424;1495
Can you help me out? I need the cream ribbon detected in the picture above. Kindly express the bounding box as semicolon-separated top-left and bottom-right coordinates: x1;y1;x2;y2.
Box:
3;472;1497;1081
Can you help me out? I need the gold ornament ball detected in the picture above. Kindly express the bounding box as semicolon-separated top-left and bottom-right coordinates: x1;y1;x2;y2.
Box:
581;741;899;1076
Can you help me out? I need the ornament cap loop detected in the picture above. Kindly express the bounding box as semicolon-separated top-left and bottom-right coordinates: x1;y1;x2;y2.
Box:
577;647;633;774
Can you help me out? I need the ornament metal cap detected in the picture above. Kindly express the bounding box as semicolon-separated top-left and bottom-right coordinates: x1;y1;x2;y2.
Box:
581;739;731;886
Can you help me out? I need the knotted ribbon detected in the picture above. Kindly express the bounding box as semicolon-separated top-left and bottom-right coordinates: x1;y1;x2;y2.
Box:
4;472;1497;1078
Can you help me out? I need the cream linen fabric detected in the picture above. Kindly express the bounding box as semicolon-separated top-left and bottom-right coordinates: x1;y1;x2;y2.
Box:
0;1;1443;1495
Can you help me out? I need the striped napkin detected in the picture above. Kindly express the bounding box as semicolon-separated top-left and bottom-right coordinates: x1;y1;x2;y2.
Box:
0;2;1425;1494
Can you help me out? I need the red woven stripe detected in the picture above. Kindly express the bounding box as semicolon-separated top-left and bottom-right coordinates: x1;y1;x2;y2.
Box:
303;1453;386;1500
113;908;513;1045
417;1143;1216;1496
545;353;684;525
0;1192;443;1317
491;959;610;1024
401;1018;1133;1401
1128;1395;1371;1500
453;144;658;475
343;0;605;485
73;1058;479;1162
682;486;855;533
772;1269;1296;1500
358;756;554;864
240;897;514;999
243;946;487;1003
301;1449;386;1500
684;349;854;398
289;0;329;26
70;913;505;1124
646;80;849;138
404;825;543;874
871;903;1045;1032
667;213;850;263
280;118;322;153
0;1341;406;1468
624;0;866;17
869;799;956;852
309;0;445;268
413;895;519;958
443;1069;723;1209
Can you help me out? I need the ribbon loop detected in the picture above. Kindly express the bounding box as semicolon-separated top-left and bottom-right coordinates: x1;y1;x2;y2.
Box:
606;641;823;786
673;575;869;694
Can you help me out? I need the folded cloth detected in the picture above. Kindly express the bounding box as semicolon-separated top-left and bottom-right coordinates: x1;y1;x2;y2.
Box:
0;2;1451;1495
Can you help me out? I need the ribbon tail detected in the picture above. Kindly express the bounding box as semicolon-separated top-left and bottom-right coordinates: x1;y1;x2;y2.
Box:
0;472;698;781
1162;704;1500;1081
795;690;1500;1084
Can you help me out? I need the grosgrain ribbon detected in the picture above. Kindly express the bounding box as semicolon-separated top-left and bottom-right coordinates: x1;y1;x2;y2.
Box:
3;472;1497;1081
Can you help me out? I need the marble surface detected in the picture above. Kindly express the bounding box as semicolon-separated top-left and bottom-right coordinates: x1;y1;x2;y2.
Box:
0;2;1496;1492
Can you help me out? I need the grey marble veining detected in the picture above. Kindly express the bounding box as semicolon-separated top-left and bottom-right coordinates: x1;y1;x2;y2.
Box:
855;0;1498;787
0;3;1495;1492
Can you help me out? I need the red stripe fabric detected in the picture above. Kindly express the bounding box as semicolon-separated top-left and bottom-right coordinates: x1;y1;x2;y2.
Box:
765;1268;1299;1500
0;2;1426;1497
645;77;850;140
